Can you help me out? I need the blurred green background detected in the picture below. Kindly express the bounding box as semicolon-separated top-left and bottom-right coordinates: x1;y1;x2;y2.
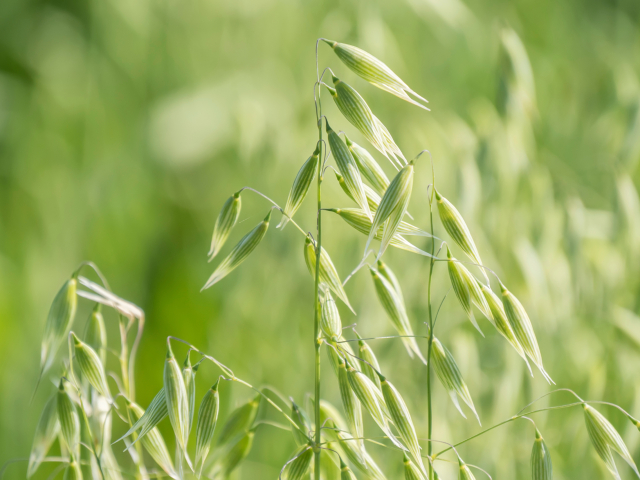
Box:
1;0;640;478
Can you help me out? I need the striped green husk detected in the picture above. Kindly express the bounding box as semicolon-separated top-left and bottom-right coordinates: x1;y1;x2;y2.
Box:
435;189;488;284
334;353;365;456
346;137;390;195
327;338;360;376
57;380;80;456
357;333;382;390
323;39;429;111
209;190;242;260
304;235;353;312
479;282;530;372
27;394;59;478
340;459;358;480
500;282;553;383
217;393;261;445
63;455;83;480
283;445;313;480
128;401;177;478
531;429;552;480
374;115;406;167
403;453;426;480
163;346;190;458
116;387;167;448
319;442;341;480
182;356;198;435
195;382;220;475
85;303;107;365
365;162;414;256
583;404;640;479
336;430;387;480
321;291;342;340
202;209;271;289
381;377;425;474
41;277;78;373
278;149;319;229
72;333;111;400
377;260;403;301
459;461;477;480
223;429;255;476
370;267;426;363
446;249;488;335
98;443;124;480
335;169;383;213
290;399;312;446
327;120;372;219
431;338;479;423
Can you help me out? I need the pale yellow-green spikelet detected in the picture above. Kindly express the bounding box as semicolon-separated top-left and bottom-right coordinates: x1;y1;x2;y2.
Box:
182;355;199;435
431;338;480;424
370;266;426;363
282;444;313;480
278;148;320;229
128;401;177;479
377;260;403;301
583;403;640;479
85;303;107;365
435;189;488;284
321;291;342;340
71;332;111;400
202;209;271;289
217;393;261;445
380;374;425;474
208;189;242;261
365;161;414;257
531;429;552;480
99;443;124;480
116;387;167;448
356;333;382;390
403;453;426;480
373;114;406;167
340;458;358;480
222;428;255;476
346;136;390;195
41;276;78;374
500;282;553;383
63;454;83;480
290;399;312;446
163;345;190;462
326;337;360;376
323;39;429;111
327;120;372;219
479;281;531;373
27;393;59;478
334;169;382;213
333;352;365;456
195;381;220;476
446;248;486;336
57;379;80;456
458;460;477;480
334;429;387;480
304;234;354;312
319;442;341;480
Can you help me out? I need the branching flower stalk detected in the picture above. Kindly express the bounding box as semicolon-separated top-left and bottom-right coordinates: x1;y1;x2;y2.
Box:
15;36;640;480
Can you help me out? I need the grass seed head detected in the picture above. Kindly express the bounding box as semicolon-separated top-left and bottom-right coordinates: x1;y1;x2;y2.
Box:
202;209;271;290
278;149;320;229
195;381;220;475
208;190;242;260
163;345;190;456
85;303;107;365
27;394;59;478
531;429;552;480
290;398;312;446
356;333;382;390
340;458;358;480
446;248;487;335
182;354;199;435
217;393;261;446
283;445;313;480
403;452;426;480
321;292;342;340
116;387;167;447
57;379;80;456
72;332;111;400
128;401;176;478
458;460;477;480
304;235;353;312
41;277;78;373
346;136;390;195
63;455;83;480
223;429;255;476
336;354;365;455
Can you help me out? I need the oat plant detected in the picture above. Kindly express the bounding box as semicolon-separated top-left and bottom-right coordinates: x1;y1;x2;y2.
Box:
14;38;640;480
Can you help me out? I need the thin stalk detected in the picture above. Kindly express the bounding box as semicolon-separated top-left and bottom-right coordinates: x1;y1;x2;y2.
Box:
426;181;436;480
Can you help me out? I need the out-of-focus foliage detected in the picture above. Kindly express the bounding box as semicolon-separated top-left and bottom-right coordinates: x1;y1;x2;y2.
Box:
1;0;639;478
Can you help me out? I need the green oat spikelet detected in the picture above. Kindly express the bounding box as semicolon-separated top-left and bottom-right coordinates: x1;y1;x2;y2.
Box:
333;352;365;456
208;190;242;261
290;398;312;446
217;393;261;446
458;460;477;480
40;276;78;375
63;455;83;480
531;429;552;480
195;381;220;476
182;355;199;434
283;445;313;480
27;393;59;478
85;303;107;365
202;209;271;289
304;235;353;312
340;458;358;480
431;338;480;423
321;291;342;340
446;248;488;335
57;379;80;456
222;428;255;476
346;136;390;195
163;345;191;462
116;387;167;448
278;148;320;229
334;170;382;213
71;332;111;400
356;333;382;390
403;453;426;480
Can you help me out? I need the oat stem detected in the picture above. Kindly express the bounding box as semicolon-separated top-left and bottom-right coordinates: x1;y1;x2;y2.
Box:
426;167;436;480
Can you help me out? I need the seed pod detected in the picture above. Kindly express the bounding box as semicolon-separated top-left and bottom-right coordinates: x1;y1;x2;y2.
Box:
202;209;271;290
500;282;553;383
479;282;530;371
346;136;390;195
365;162;414;257
127;401;176;478
182;355;199;434
63;455;83;480
431;338;479;423
27;394;59;478
321;292;342;340
335;353;365;456
71;332;111;400
323;39;429;111
85;304;107;366
278;149;320;229
340;458;358;480
446;248;489;335
328;77;386;159
163;345;190;456
459;460;477;480
57;380;79;455
435;189;488;284
41;277;78;374
304;235;353;312
217;393;261;445
380;375;425;474
283;445;313;480
195;381;220;475
345;359;405;451
116;388;167;447
531;429;552;480
583;404;640;478
223;429;255;476
327;120;372;219
290;398;312;446
356;334;382;390
403;453;426;480
370;267;426;363
208;190;242;260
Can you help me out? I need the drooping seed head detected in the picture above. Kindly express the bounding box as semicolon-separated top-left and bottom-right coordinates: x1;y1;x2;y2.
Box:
431;338;480;424
127;401;176;478
217;393;261;446
531;429;552;480
321;292;342;340
290;398;312;446
304;235;353;312
208;189;242;260
57;379;79;456
346;136;390;195
446;248;488;336
41;277;78;374
27;393;59;478
282;445;313;480
195;381;220;475
278;149;320;229
202;209;271;290
163;345;190;456
71;332;111;400
223;429;255;476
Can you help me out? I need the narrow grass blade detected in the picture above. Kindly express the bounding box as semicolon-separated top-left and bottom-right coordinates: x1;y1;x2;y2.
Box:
278;149;320;229
208;190;242;261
